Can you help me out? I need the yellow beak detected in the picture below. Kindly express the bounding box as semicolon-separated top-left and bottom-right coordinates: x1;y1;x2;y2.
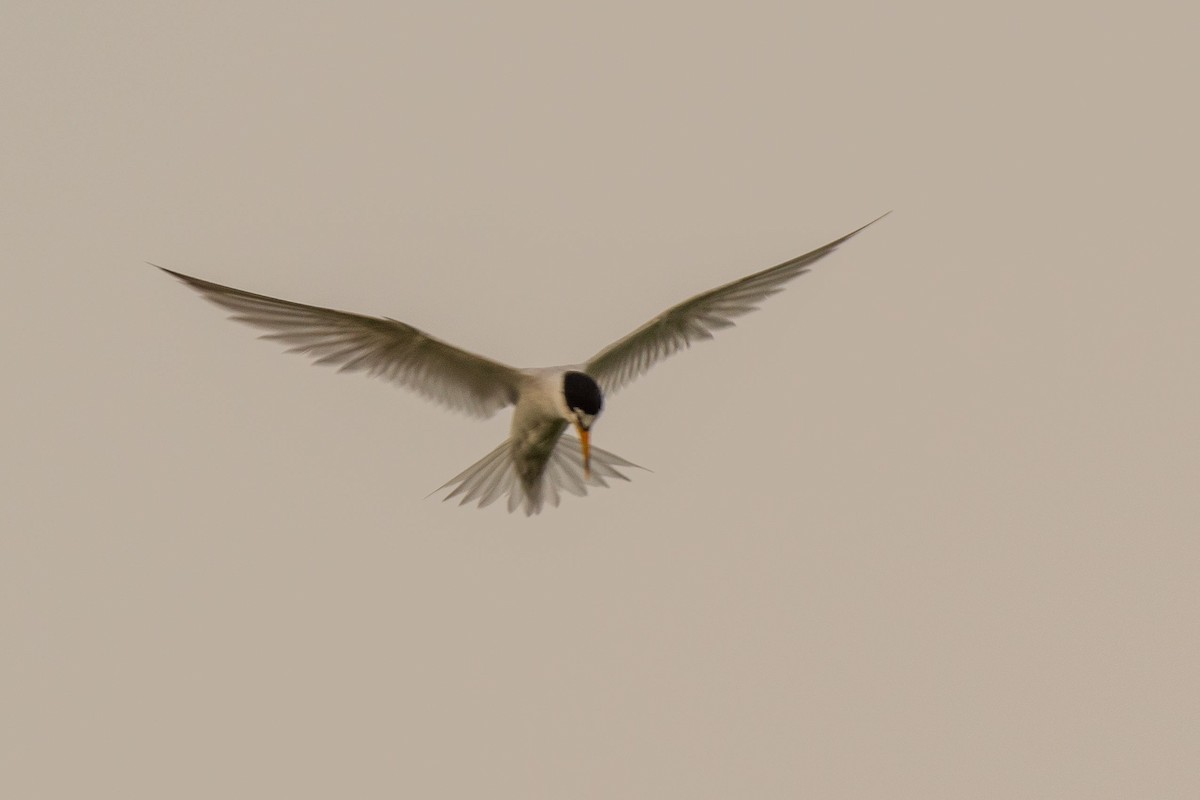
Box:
573;420;591;479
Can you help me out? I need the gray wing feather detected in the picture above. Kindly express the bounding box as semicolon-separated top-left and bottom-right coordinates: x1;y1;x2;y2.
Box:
158;267;522;418
585;214;888;394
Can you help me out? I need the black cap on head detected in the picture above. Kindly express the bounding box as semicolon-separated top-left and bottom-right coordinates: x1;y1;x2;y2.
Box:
563;371;603;416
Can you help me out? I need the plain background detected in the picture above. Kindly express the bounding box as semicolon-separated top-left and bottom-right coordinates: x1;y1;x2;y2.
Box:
3;2;1197;797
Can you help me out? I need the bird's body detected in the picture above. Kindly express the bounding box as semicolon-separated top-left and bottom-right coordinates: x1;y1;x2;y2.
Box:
504;367;590;506
159;214;885;514
434;366;637;514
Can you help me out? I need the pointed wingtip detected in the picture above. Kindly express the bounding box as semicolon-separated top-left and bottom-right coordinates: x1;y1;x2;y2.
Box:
816;211;892;253
150;262;187;281
846;210;893;239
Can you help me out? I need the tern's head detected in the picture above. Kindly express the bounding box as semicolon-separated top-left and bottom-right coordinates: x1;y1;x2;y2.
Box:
562;371;602;428
562;371;603;478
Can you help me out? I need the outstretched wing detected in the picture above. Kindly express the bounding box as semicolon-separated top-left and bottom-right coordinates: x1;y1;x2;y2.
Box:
159;267;523;418
585;214;887;395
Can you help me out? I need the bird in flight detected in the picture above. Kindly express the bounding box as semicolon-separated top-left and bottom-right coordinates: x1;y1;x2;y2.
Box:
159;214;886;514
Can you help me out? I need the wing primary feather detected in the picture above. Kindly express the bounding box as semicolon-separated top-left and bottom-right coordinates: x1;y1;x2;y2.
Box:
156;264;523;419
584;213;888;394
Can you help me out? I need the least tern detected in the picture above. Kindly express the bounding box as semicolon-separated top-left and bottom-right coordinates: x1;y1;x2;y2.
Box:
159;214;885;514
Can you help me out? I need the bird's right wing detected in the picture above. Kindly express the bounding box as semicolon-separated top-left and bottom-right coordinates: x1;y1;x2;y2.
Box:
159;267;523;418
585;214;887;395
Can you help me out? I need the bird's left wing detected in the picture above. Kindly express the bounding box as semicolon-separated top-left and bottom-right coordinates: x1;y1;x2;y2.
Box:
585;214;887;395
158;267;523;418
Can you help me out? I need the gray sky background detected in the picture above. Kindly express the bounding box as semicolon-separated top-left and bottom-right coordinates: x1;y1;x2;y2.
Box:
4;2;1197;797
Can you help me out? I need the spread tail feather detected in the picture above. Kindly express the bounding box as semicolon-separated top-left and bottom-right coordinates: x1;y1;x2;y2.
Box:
433;436;643;515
